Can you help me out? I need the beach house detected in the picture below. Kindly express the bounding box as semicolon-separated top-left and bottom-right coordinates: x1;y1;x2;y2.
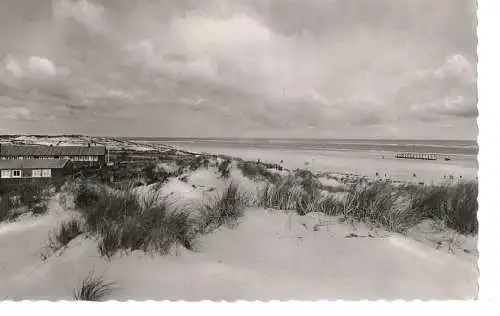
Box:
0;159;73;184
0;144;108;166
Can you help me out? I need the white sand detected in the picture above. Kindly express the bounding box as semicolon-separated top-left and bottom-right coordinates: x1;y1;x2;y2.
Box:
170;144;477;185
0;194;477;300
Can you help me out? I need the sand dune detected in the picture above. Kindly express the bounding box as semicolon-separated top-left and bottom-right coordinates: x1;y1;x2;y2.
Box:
0;194;477;301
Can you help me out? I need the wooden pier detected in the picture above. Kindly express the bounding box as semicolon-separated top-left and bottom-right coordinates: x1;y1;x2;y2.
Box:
394;152;437;160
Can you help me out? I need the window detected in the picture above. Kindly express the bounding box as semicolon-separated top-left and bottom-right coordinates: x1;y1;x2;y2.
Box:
12;170;21;178
42;169;51;178
1;170;11;178
32;169;42;178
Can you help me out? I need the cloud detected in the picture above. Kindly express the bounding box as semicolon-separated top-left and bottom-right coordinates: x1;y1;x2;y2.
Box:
4;58;23;77
1;55;62;80
53;0;107;33
394;54;476;121
28;57;57;77
0;0;477;139
0;106;33;121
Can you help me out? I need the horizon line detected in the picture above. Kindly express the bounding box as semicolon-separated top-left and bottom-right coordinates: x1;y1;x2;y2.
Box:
0;134;478;142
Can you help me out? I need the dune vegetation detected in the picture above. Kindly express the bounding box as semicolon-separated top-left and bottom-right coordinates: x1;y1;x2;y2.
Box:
0;182;52;223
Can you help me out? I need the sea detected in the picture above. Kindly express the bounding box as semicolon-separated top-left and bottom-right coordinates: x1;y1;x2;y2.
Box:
127;138;478;184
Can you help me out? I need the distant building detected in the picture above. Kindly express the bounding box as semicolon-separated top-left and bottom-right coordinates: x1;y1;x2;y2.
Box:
0;144;107;166
0;159;73;184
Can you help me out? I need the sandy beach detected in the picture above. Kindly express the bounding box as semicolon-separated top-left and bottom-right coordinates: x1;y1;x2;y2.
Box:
142;140;478;185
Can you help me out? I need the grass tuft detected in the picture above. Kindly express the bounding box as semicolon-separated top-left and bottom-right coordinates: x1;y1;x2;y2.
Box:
73;181;199;258
237;161;281;183
199;182;248;233
49;218;85;251
256;172;478;235
73;270;116;301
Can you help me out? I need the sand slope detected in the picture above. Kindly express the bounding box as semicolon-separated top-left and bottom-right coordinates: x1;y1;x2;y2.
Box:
0;194;477;300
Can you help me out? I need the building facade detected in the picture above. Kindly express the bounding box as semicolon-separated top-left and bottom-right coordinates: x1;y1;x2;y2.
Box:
0;144;107;166
0;159;73;184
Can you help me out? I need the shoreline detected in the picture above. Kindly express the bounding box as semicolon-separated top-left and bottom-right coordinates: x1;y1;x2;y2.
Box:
0;135;477;185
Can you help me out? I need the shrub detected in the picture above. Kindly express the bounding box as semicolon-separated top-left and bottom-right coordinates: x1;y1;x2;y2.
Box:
1;183;51;222
202;159;210;169
73;270;116;301
19;183;47;209
49;218;84;251
237;161;281;183
30;202;49;216
294;169;321;194
143;164;156;184
142;163;171;184
218;159;231;178
74;182;100;210
0;193;16;222
188;155;204;171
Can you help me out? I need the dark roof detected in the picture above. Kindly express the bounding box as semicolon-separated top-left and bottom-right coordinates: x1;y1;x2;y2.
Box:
0;144;106;156
0;159;71;169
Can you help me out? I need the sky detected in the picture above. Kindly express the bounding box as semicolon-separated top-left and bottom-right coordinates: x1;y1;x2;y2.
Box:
0;0;477;139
